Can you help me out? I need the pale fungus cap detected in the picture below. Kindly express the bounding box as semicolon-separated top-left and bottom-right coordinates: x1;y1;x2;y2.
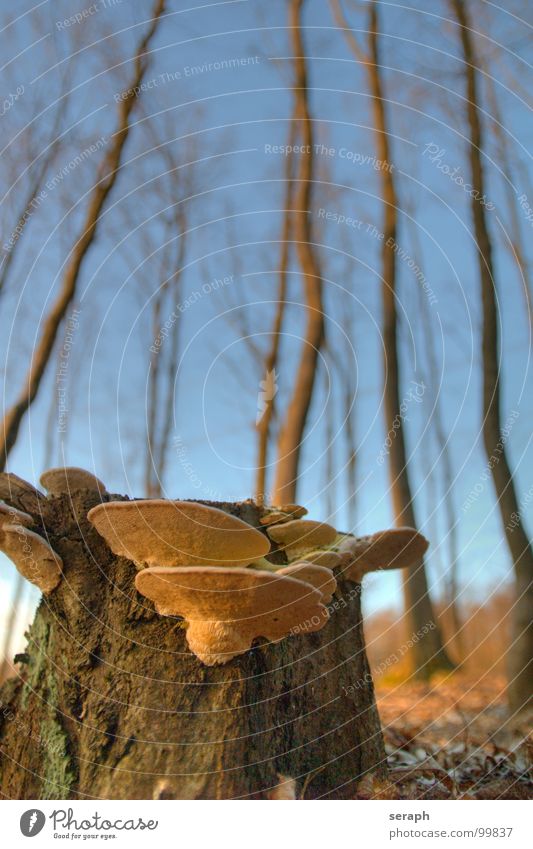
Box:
259;511;291;526
40;467;107;496
339;527;429;581
88;500;271;569
0;524;62;593
260;504;308;525
277;562;337;603
294;550;341;570
0;501;33;528
267;519;337;559
135;565;327;665
274;504;308;519
0;473;44;501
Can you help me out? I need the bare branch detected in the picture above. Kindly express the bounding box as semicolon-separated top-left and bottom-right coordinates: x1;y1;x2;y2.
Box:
0;0;167;470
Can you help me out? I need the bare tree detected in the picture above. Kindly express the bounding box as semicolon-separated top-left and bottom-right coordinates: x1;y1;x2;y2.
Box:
144;203;188;498
0;0;166;470
483;61;533;327
272;0;325;504
331;0;454;674
403;193;463;659
255;121;296;503
322;323;358;531
0;101;67;300
321;353;336;519
312;165;360;532
340;311;359;533
450;0;533;712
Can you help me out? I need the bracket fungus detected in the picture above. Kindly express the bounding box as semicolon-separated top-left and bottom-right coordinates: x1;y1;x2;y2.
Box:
40;466;107;496
274;503;308;519
267;519;337;559
0;472;45;514
277;562;337;603
338;527;429;581
259;511;292;526
0;524;62;593
135;566;327;665
259;503;308;525
0;472;43;501
0;501;34;528
88;500;270;569
296;550;342;570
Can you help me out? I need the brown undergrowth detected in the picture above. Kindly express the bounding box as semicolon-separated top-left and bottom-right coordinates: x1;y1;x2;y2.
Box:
356;673;532;800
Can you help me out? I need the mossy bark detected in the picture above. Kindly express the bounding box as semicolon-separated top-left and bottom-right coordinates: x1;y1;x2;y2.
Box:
0;491;386;800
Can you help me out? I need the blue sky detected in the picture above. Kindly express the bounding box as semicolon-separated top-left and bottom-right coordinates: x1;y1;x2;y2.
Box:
1;0;532;649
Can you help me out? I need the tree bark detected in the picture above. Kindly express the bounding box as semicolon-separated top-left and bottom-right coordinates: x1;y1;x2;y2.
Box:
451;0;533;713
0;490;386;800
272;0;325;504
0;0;166;471
333;0;453;675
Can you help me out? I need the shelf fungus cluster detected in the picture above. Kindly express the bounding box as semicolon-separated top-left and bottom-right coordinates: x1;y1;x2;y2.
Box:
336;527;429;582
87;498;428;665
0;492;62;595
87;499;337;665
40;466;107;497
0;467;429;669
0;466;107;595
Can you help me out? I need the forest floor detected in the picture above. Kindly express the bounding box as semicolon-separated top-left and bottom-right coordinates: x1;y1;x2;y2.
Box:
362;672;533;800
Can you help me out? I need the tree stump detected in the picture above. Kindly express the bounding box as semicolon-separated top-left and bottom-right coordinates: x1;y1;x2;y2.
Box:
0;490;386;799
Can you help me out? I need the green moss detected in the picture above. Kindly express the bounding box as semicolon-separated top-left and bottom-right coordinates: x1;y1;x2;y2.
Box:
21;611;50;709
39;669;77;799
19;608;77;798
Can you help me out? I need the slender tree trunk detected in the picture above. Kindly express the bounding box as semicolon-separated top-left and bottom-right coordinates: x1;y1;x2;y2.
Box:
145;201;187;498
451;0;533;712
154;222;186;493
0;0;166;471
405;201;463;659
333;0;453;675
339;312;359;534
325;314;359;533
0;490;386;800
343;393;358;532
146;298;162;497
323;357;336;520
272;0;325;504
369;4;453;675
255;121;296;504
155;304;180;491
483;56;533;327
